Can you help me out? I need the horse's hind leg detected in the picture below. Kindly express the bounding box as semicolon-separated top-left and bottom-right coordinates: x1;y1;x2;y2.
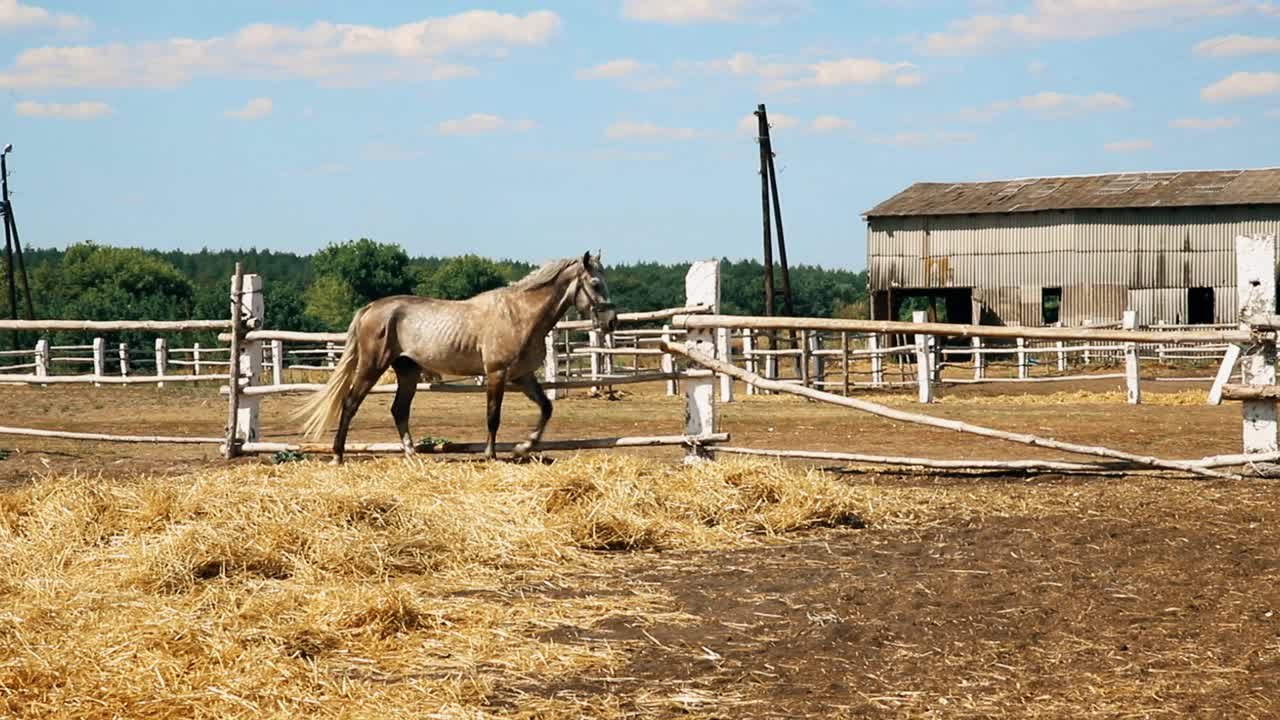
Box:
514;375;552;459
391;357;420;457
332;361;383;466
483;369;508;461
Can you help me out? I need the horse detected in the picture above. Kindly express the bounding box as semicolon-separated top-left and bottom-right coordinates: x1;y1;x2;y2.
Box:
292;252;617;464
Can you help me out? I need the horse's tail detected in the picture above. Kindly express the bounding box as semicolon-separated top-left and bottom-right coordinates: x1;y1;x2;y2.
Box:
292;306;367;441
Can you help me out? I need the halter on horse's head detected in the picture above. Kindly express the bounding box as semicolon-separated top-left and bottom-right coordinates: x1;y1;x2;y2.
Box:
572;251;617;333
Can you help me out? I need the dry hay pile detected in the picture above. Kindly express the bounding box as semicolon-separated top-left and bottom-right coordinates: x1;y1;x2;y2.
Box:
0;456;863;719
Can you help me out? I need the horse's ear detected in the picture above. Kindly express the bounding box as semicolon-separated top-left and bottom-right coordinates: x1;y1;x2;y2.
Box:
582;251;591;266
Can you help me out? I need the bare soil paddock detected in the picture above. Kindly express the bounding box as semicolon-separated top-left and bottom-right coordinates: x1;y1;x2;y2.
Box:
1;377;1278;718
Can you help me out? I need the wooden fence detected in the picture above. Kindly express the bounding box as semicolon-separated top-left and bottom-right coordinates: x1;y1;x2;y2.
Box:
0;235;1277;477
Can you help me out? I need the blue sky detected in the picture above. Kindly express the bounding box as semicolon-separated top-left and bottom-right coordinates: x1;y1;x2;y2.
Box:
3;0;1279;270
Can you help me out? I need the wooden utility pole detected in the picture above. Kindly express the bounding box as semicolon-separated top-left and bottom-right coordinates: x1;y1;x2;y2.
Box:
758;105;794;318
2;150;34;324
1;151;15;350
755;105;775;318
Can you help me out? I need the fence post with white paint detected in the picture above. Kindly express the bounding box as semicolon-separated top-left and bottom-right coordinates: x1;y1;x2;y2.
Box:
717;326;733;402
154;338;167;387
542;332;559;401
972;336;985;380
118;343;129;377
270;339;284;388
193;343;202;376
682;260;719;462
870;334;883;388
1236;234;1277;459
34;339;48;381
1016;337;1028;380
913;311;933;403
665;325;680;396
234;274;265;447
92;337;104;387
1123;310;1140;404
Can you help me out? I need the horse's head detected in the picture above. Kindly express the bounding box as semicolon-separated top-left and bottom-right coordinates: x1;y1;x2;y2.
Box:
573;251;617;333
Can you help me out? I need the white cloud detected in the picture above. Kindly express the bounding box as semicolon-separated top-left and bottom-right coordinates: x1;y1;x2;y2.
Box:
0;0;89;32
575;58;642;79
620;0;805;24
14;99;111;118
957;91;1130;121
894;73;924;87
604;121;701;141
786;57;918;88
922;1;1275;54
574;58;677;90
1169;116;1240;129
868;130;976;147
1201;71;1280;101
811;114;855;132
437;113;535;135
224;97;272;119
1267;108;1280;118
1028;59;1046;76
1104;139;1154;152
1194;34;1280;56
736;111;799;134
0;10;560;89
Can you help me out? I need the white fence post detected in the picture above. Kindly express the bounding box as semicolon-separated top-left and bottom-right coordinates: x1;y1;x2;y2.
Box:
717;326;733;402
870;334;883;388
683;260;719;462
972;337;985;380
913;311;934;404
588;329;602;395
34;338;48;382
118;342;129;377
92;337;104;387
542;331;559;400
235;274;265;445
662;325;677;396
1123;310;1140;405
1237;234;1278;458
1056;340;1066;373
270;339;284;388
1016;337;1028;380
155;338;167;387
193;342;202;376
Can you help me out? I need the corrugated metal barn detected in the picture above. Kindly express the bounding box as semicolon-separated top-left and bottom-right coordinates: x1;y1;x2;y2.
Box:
863;168;1280;327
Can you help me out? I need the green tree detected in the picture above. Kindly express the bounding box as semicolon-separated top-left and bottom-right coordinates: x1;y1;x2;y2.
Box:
303;275;357;330
312;238;414;306
416;255;509;300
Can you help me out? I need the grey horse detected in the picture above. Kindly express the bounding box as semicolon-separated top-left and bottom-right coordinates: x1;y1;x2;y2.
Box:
293;252;617;463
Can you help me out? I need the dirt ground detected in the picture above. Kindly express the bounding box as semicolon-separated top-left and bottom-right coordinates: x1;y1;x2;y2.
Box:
2;378;1277;717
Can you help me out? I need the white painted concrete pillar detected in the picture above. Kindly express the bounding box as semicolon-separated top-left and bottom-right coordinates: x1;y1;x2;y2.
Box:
1237;234;1278;456
1016;337;1028;380
683;259;719;462
235;274;264;445
1123;310;1140;405
870;334;884;388
92;337;104;387
913;311;933;404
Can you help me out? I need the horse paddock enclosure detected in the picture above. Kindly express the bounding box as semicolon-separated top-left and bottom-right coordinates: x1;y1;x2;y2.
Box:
1;239;1279;717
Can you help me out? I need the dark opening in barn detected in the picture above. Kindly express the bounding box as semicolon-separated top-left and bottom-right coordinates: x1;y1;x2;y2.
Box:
1042;288;1062;325
1188;287;1215;324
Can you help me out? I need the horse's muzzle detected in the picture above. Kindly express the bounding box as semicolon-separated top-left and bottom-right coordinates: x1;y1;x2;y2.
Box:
593;304;618;333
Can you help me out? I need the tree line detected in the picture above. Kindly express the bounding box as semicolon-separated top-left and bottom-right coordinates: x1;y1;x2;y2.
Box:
6;239;868;350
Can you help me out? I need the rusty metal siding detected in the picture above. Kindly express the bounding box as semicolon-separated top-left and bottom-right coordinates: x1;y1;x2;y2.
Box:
867;205;1279;326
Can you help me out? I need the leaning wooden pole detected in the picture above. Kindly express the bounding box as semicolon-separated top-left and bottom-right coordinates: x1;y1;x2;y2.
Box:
755;104;775;319
760;108;794;318
662;341;1240;480
223;263;244;460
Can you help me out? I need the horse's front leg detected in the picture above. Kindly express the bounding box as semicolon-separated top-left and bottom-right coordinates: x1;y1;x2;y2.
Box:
483;369;507;460
514;375;552;459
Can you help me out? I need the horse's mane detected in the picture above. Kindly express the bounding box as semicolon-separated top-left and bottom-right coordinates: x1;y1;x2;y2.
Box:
507;257;579;291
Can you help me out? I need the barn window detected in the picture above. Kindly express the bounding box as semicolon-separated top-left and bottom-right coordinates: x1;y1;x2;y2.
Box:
1188;287;1215;324
1041;288;1062;325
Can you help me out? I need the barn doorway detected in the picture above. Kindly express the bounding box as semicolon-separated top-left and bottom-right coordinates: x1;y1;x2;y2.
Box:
1187;287;1215;325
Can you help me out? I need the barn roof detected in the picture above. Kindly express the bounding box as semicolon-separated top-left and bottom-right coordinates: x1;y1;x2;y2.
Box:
864;167;1280;218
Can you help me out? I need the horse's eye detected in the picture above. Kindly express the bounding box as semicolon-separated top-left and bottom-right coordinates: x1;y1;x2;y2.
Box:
590;278;602;288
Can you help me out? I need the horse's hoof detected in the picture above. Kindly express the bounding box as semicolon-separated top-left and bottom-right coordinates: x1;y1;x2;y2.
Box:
513;441;534;459
329;457;343;467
